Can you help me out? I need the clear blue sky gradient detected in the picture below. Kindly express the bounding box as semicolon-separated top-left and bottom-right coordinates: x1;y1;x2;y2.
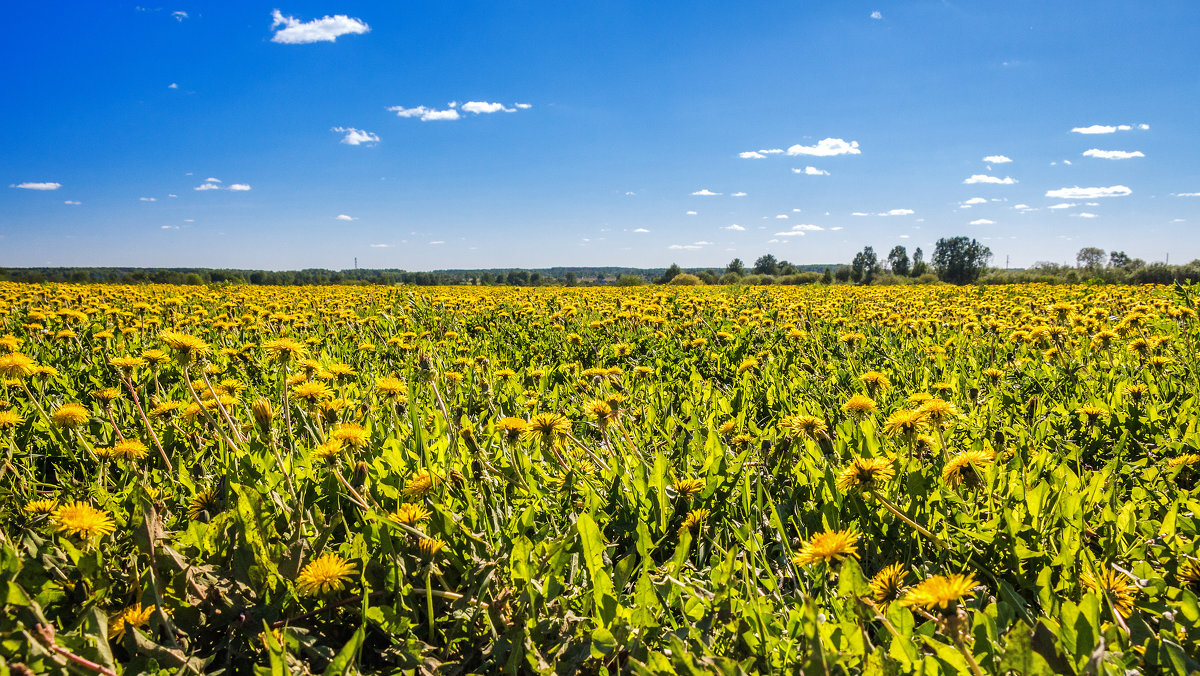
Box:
2;2;1198;270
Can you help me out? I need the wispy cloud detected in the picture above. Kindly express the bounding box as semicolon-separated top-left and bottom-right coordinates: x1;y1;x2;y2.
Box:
870;10;882;19
632;228;650;233
10;181;61;190
723;224;745;231
1074;212;1098;218
194;183;220;191
1082;149;1144;160
369;243;392;248
172;10;187;21
793;166;830;175
64;200;81;205
336;214;356;221
739;151;766;159
731;191;747;197
691;189;721;196
668;241;711;250
1071;123;1148;134
880;208;914;216
961;197;987;206
168;82;178;89
161;225;179;230
686;210;698;215
1175;192;1200;197
388;105;460;121
387;100;528;121
228;184;251;191
429;240;445;245
139;197;157;202
786;138;861;156
983;155;1012;164
332;127;380;145
963;174;1017;185
1047;202;1076;209
1045;185;1131;199
270;9;369;44
462;101;521;114
969;218;995;225
774;224;824;237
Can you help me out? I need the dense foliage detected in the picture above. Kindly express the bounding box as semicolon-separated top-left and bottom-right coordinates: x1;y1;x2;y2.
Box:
2;282;1200;674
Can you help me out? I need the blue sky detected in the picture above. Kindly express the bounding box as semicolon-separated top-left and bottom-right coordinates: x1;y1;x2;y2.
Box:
2;2;1199;270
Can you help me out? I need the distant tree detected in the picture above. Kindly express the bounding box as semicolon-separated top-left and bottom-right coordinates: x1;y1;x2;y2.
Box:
660;263;683;284
1108;251;1131;269
1076;247;1106;271
911;247;927;277
725;258;746;277
932;237;992;284
778;260;798;276
697;270;719;285
753;254;779;276
851;246;880;283
506;270;530;286
595;272;606;283
564;271;577;286
822;267;833;284
615;274;646;286
887;245;910;277
668;273;702;286
834;266;851;283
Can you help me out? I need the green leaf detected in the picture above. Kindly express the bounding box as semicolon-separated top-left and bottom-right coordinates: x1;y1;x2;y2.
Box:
322;624;365;676
577;512;620;626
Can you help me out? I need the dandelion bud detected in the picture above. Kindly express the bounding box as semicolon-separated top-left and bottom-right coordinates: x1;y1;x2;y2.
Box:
350;460;370;487
251;397;274;428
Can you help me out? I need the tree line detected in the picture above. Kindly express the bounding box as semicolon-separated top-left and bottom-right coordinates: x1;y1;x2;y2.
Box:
1;237;1196;287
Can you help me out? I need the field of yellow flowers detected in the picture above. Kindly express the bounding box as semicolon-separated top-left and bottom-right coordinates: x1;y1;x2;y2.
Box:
1;281;1199;674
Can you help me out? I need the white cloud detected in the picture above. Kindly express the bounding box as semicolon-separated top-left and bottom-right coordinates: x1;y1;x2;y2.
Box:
739;151;766;159
775;214;788;219
369;243;392;248
1139;123;1150;130
1045;185;1131;199
515;103;532;110
10;182;61;190
969;218;995;225
168;194;177;198
388;105;461;121
962;197;987;205
332;127;380;146
760;148;784;155
851;212;870;216
194;183;220;191
228;184;251;191
429;240;445;245
168;82;178;89
686;210;698;215
786;138;861;156
1082;148;1144;160
139;197;157;202
336;214;356;221
462;101;518;114
963;174;1016;184
881;208;914;216
172;10;187;21
668;241;711;250
723;224;745;231
205;177;221;183
1013;204;1034;211
870;10;882;19
624;191;636;196
691;189;721;196
1072;124;1118;134
1175;192;1200;197
161;225;179;230
983;155;1012;164
64;200;81;205
1048;203;1076;209
731;191;747;197
793;166;830;175
1074;212;1098;218
270;9;369;44
632;228;650;233
830;226;844;231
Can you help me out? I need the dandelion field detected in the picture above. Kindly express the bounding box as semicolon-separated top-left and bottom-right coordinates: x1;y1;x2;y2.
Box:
2;282;1200;675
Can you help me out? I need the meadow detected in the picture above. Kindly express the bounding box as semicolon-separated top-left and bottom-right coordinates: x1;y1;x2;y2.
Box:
1;281;1198;674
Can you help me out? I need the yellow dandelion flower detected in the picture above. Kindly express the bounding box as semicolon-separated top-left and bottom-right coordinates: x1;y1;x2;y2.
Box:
869;563;909;613
0;410;23;429
942;450;995;489
52;403;91;429
917;398;957;424
497;417;528;443
900;572;977;612
882;409;926;440
311;439;345;462
149;401;186;419
390;503;432;526
24;498;58;515
679;508;711;534
791;529;860;566
526;412;571;442
1075;405;1108;424
108;439;150;461
158;330;209;363
841;394;876;418
836;457;896;494
262;337;306;364
403;470;439;498
92;387;124;404
1167;454;1200;470
53;502;117;539
671;477;705;499
375;376;407;400
416;537;447;557
780;414;828;441
291;381;331;404
187;488;222;520
108;603;155;641
330;423;369;449
295;554;357;596
0;352;37;378
859;371;891;391
1081;567;1137;616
